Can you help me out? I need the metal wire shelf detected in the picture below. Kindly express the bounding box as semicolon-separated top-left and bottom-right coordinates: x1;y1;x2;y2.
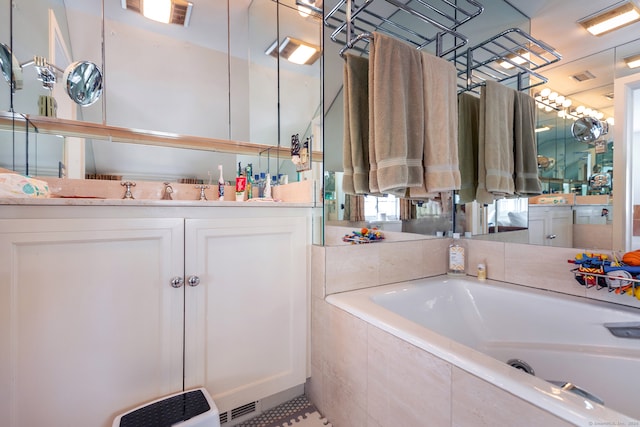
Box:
324;0;484;57
324;1;562;93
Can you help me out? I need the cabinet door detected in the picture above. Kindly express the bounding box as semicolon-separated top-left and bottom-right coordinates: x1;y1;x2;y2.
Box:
0;218;185;427
548;208;573;247
184;216;308;413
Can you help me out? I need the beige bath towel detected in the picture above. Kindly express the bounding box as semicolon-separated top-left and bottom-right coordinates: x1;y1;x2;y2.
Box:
420;51;460;193
514;91;542;196
476;81;515;203
457;93;480;204
342;53;370;195
369;32;425;195
407;52;460;200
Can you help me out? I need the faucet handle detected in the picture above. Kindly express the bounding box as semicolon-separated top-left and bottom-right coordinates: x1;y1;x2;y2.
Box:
162;182;174;200
195;185;209;201
121;181;136;199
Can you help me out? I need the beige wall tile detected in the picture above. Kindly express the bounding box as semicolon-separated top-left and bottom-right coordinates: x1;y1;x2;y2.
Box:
378;240;426;284
467;240;505;281
422;239;450;277
323;374;368;427
324;306;368;410
451;367;572;427
504;243;584;297
311;245;326;300
367;326;452;427
306;364;324;415
325;244;380;294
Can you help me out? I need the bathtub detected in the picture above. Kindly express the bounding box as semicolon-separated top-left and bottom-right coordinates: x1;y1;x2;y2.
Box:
325;276;640;425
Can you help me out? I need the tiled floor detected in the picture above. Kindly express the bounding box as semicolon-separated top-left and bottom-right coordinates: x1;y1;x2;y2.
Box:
235;395;330;427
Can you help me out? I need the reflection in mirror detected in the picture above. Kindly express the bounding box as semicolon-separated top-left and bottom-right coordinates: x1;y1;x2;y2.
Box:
0;43;23;94
571;116;607;143
63;61;103;106
2;1;323;187
322;0;640;251
322;0;530;245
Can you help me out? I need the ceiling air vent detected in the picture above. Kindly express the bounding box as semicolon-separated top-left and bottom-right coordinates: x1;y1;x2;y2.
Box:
604;92;614;100
570;70;596;82
122;0;193;27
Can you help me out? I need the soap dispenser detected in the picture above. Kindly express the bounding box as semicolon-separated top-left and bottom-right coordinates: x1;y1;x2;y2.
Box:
447;233;467;276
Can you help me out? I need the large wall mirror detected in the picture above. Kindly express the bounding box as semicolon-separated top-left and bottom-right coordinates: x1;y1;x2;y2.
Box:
322;0;640;252
0;0;322;185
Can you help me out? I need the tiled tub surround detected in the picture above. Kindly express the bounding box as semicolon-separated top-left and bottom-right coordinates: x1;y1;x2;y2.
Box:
308;239;640;426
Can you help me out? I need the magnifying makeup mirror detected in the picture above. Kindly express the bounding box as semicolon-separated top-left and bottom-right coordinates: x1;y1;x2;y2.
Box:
63;61;103;107
0;43;23;91
571;116;608;142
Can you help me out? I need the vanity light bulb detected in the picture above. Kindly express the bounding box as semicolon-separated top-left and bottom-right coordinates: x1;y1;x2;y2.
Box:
558;110;566;118
584;108;593;116
548;92;558;101
535;95;543;101
537;102;545;109
606;117;615;125
540;88;551;97
556;95;565;104
544;105;553;112
562;99;572;108
596;112;604;119
576;105;585;114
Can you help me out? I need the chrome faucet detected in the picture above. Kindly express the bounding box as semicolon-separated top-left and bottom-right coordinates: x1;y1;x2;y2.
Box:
121;181;136;199
162;182;174;200
195;185;209;201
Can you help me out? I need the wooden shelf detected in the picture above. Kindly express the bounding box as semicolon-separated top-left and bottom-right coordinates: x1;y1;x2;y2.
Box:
0;112;323;162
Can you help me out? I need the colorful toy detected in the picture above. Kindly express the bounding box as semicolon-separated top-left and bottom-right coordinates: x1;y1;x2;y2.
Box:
342;227;385;244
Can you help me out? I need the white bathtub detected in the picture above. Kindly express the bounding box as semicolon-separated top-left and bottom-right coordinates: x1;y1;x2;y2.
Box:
326;276;640;425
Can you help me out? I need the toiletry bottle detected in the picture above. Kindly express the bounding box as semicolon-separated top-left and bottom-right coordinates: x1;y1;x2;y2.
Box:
477;263;487;281
448;233;467;276
245;164;253;199
265;173;272;199
258;172;266;198
218;165;225;201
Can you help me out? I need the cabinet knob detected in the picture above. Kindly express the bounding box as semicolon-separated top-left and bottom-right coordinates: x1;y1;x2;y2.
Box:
187;275;201;287
170;276;184;288
546;234;557;239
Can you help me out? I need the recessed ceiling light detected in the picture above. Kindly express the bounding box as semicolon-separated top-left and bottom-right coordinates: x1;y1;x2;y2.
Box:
624;53;640;68
265;37;321;65
578;1;640;36
121;0;193;26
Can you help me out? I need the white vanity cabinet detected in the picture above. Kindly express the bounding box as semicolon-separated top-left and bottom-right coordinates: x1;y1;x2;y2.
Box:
0;208;310;427
528;205;573;247
0;217;186;427
183;217;308;413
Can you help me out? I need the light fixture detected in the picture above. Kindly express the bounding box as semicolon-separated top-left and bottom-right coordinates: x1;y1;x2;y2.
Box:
497;44;548;70
296;0;323;18
624;53;640;68
498;50;529;69
265;37;321;65
121;0;193;27
578;1;640;36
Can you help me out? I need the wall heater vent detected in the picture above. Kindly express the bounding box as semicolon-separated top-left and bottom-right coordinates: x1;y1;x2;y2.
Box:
224;401;258;421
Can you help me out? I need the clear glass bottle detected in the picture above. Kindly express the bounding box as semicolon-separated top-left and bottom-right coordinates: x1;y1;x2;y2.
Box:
448;233;467;276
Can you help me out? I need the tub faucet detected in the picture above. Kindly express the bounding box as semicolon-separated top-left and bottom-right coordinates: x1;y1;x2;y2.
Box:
121;181;136;199
162;182;174;200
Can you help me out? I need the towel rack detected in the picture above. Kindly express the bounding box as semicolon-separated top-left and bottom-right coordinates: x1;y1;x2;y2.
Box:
324;0;485;57
324;1;562;93
452;28;562;93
